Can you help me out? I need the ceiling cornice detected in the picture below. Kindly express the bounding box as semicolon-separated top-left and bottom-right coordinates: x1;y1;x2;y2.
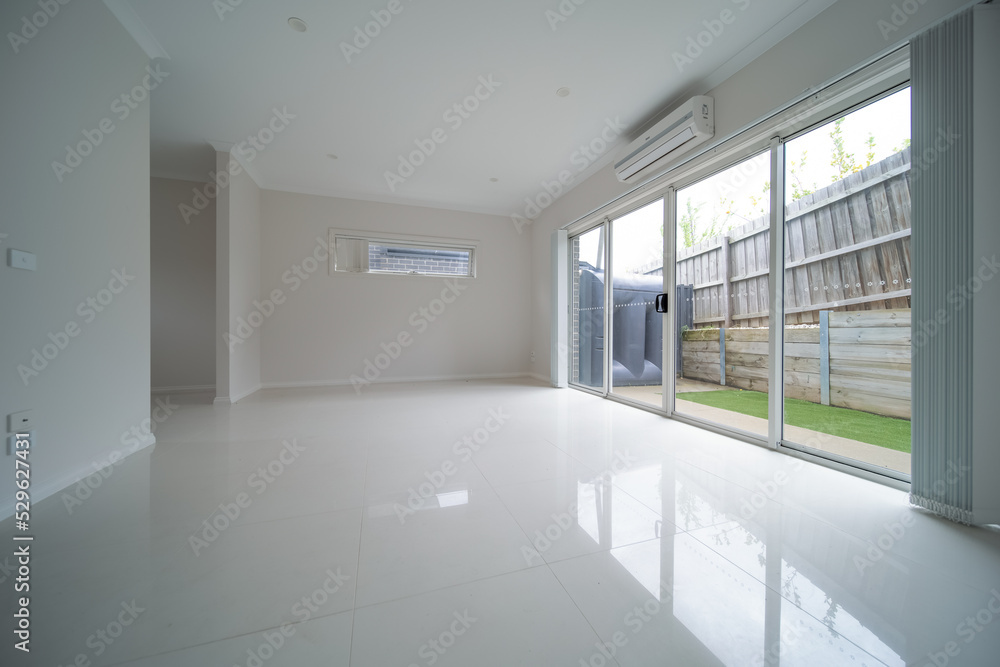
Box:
207;140;265;189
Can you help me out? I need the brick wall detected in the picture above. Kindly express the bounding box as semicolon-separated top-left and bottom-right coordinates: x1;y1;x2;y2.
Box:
368;244;470;276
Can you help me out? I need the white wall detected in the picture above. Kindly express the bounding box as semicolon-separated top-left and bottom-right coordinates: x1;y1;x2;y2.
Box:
214;151;262;403
215;152;232;400
259;191;532;387
151;177;216;391
0;1;151;515
528;0;974;378
228;165;262;400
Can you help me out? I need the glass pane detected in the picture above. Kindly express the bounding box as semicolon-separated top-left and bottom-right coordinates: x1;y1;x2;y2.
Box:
782;88;911;475
571;226;606;390
368;243;471;276
674;152;772;437
610;199;665;408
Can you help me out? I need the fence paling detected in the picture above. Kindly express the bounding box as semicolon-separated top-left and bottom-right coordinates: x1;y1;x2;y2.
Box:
677;149;913;328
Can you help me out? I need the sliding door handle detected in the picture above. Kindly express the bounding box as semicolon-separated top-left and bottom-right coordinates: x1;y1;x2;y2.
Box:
655;294;668;313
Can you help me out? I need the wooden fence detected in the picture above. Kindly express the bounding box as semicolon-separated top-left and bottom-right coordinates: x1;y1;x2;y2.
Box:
676;148;913;328
680;309;911;419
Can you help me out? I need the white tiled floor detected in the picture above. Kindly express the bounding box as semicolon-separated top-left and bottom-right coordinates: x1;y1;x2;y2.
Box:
3;378;999;666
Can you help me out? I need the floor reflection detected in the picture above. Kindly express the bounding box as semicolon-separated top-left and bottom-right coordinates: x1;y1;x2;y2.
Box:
577;458;904;665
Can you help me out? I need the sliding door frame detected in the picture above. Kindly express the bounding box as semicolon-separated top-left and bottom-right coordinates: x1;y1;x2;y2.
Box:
567;221;609;399
771;81;915;485
606;192;673;416
662;143;776;447
567;190;674;416
662;189;676;418
561;46;914;487
768;136;786;450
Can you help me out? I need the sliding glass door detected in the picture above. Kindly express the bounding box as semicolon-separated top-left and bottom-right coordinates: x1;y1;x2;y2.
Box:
781;88;912;477
569;199;667;409
672;152;772;437
609;200;665;408
565;71;913;481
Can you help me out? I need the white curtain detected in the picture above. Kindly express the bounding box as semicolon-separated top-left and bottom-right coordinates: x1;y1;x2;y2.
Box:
909;9;975;523
334;237;369;273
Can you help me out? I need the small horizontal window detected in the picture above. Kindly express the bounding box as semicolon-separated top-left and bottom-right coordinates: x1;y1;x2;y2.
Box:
332;232;476;278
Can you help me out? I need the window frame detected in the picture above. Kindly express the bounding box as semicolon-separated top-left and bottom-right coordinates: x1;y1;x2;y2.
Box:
330;228;478;279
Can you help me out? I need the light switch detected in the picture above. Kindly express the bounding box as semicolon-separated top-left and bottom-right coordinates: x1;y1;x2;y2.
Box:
7;410;34;432
8;248;37;271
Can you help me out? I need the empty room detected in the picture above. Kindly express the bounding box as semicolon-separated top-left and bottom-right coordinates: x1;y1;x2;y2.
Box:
3;0;1000;665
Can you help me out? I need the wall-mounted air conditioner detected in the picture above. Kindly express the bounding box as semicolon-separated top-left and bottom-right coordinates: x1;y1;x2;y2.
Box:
614;95;714;183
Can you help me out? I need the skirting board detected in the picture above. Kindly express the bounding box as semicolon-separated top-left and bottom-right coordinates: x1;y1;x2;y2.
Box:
528;372;557;386
0;435;156;520
151;384;215;394
213;383;262;406
260;372;531;391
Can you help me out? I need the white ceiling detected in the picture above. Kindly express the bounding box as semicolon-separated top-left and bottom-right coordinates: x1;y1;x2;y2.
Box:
117;0;839;217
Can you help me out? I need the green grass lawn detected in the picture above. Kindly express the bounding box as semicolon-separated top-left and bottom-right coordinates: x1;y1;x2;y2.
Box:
677;389;911;453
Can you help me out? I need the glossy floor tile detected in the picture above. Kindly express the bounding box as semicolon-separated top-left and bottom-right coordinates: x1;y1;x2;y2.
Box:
356;480;538;607
494;475;672;565
351;567;611;667
117;610;354;667
1;379;998;666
